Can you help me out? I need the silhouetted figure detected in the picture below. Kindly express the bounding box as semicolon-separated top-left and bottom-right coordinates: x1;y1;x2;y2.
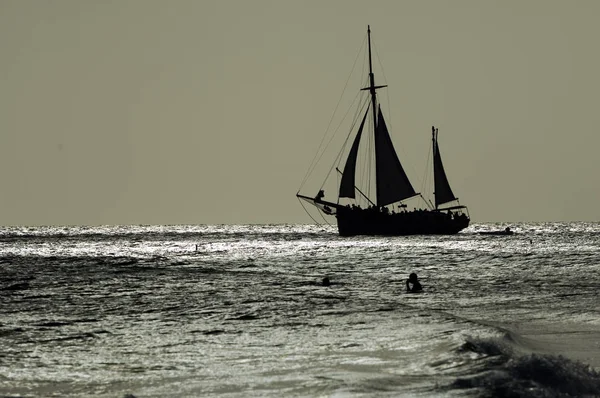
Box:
505;227;511;233
406;273;422;293
315;190;325;201
322;277;331;286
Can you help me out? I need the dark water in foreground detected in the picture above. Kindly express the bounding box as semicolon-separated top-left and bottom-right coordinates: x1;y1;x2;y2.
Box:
1;223;600;397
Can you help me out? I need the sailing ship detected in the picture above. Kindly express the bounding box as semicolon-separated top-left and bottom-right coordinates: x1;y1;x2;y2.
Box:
296;26;470;236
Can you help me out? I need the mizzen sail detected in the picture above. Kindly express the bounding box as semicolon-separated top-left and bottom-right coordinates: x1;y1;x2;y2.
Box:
375;108;416;206
433;127;457;207
339;107;369;198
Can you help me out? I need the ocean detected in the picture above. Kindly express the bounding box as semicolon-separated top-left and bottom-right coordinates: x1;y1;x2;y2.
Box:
1;223;599;397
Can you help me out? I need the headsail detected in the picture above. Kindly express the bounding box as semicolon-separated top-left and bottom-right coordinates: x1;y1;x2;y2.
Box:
339;106;369;198
432;127;457;207
375;108;416;206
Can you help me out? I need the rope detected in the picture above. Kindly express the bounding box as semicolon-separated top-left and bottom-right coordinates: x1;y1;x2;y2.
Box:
298;198;322;226
372;37;422;196
297;197;334;227
318;208;334;227
299;34;368;191
320;95;370;191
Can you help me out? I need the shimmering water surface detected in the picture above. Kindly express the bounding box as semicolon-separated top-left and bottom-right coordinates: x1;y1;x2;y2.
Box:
1;223;600;397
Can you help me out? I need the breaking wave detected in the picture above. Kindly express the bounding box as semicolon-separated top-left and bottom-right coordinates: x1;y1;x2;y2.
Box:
451;332;600;397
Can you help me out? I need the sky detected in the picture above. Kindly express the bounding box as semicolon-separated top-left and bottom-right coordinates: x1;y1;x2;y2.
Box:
1;0;599;225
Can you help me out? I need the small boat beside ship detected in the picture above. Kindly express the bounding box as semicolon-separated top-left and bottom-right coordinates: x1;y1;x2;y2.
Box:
479;227;514;236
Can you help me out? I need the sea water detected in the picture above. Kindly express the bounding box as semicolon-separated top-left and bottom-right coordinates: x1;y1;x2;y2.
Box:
1;223;599;397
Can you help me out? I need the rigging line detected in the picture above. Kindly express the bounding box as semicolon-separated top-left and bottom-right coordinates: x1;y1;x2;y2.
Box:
364;47;372;204
339;92;370;155
332;99;369;196
307;89;364;193
321;95;370;191
373;40;393;208
384;77;393;148
360;38;369;94
363;87;374;205
368;101;373;205
364;124;374;206
353;71;367;205
298;198;323;226
333;91;370;171
372;39;390;127
335;93;371;205
299;37;367;191
358;120;367;206
420;193;434;210
361;86;373;204
318;206;334;227
308;92;360;194
356;36;370;205
335;168;375;206
299;34;368;191
373;39;423;195
323;96;365;183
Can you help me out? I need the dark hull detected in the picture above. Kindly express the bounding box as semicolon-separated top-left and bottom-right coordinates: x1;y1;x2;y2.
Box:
336;207;469;236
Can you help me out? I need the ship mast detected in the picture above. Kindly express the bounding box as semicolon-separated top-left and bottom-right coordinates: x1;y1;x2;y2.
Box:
362;25;387;206
367;26;378;135
364;27;387;138
432;126;438;209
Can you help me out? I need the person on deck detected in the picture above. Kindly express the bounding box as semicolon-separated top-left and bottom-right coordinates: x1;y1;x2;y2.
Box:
406;273;423;293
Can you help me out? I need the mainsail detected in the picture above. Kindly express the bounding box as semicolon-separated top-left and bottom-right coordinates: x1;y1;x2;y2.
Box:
432;127;457;207
339;107;369;198
375;108;416;206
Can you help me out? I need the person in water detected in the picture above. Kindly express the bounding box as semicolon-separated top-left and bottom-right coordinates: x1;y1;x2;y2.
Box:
406;273;423;293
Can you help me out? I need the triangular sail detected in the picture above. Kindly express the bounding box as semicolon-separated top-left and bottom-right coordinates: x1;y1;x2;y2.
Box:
339;107;369;198
433;128;457;207
375;108;416;206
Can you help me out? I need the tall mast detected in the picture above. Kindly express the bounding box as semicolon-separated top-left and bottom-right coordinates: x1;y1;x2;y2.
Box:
367;26;378;134
362;26;387;207
362;26;387;134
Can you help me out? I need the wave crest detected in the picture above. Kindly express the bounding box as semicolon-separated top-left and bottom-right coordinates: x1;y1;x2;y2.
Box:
453;336;600;397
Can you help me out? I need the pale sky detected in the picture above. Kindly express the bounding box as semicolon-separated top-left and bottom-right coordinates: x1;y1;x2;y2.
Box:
1;0;599;225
